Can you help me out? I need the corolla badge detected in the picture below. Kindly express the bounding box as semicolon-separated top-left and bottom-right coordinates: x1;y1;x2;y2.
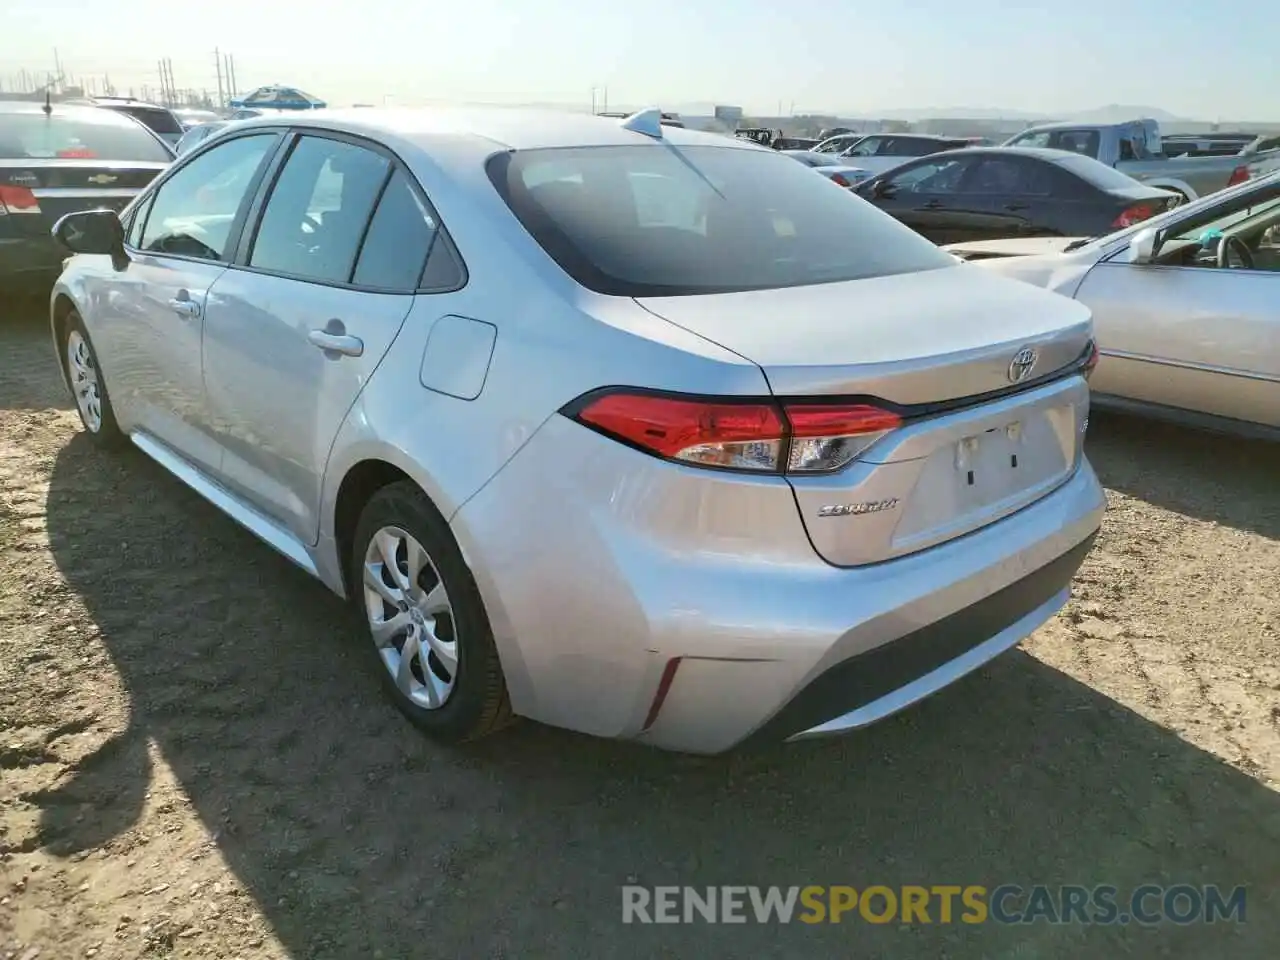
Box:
87;174;118;185
1007;347;1038;383
817;498;900;518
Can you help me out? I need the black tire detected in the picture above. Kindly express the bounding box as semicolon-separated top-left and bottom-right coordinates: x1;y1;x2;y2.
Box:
63;311;126;449
350;481;514;742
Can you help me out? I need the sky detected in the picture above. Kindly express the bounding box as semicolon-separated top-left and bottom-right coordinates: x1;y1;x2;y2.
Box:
1;0;1278;120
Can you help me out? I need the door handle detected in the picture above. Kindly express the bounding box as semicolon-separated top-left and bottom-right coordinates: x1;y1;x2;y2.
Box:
922;199;944;209
308;328;364;357
1004;202;1030;211
167;297;200;319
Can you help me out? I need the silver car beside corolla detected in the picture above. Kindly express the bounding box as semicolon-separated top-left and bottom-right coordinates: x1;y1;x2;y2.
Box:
48;107;1105;754
948;170;1280;441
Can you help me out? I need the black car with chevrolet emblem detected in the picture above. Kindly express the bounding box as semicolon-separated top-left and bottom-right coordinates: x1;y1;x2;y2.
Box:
1;98;173;297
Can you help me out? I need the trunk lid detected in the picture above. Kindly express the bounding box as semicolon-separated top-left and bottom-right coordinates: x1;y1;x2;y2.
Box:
635;263;1092;404
0;159;165;237
637;265;1094;566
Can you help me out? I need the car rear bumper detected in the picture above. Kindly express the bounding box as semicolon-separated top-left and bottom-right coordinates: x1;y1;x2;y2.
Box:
451;413;1106;754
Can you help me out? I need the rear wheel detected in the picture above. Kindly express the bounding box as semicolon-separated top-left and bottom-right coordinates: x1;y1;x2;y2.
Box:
64;312;125;448
350;481;513;742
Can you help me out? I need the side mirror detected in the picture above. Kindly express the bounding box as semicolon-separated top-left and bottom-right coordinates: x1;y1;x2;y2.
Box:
52;209;128;270
869;179;895;199
1125;227;1158;264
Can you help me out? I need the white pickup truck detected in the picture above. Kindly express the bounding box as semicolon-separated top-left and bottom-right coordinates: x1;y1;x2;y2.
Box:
1003;119;1280;202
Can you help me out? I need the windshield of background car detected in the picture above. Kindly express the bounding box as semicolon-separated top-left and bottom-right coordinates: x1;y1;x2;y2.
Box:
0;111;173;161
1166;187;1280;243
487;144;957;296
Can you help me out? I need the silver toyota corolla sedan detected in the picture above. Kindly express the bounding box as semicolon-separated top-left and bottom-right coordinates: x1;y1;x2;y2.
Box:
47;107;1106;754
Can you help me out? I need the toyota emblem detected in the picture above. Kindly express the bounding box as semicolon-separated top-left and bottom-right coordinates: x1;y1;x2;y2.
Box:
1008;347;1038;383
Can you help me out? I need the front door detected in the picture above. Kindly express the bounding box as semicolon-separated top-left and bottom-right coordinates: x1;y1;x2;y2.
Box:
872;154;979;244
201;134;448;543
1079;260;1280;428
87;132;279;471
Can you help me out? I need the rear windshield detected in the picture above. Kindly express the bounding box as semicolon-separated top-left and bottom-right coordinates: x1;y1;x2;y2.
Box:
0;111;173;161
113;105;184;136
1052;154;1146;191
487;144;957;297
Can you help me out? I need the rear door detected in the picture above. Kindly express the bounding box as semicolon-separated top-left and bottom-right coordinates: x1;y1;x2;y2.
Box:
948;154;1063;241
200;132;455;543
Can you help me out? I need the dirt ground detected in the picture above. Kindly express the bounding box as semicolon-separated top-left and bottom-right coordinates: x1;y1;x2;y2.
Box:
1;305;1278;960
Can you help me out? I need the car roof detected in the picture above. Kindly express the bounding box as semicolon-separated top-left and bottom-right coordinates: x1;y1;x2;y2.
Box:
867;132;966;141
93;98;172;111
930;145;1097;163
229;106;760;155
1013;121;1107;132
0;99;151;124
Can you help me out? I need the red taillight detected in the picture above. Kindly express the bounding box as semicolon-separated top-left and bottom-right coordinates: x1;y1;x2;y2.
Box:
56;147;96;159
568;391;902;474
1111;204;1156;228
1082;339;1100;380
829;173;851;188
0;185;39;215
1227;165;1250;187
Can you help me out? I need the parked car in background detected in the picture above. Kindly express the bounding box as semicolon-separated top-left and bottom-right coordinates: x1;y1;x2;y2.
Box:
950;170;1280;441
835;133;976;176
854;147;1179;246
782;149;870;187
0;99;172;295
173;107;222;131
812;132;864;154
47;105;1103;754
175;120;229;155
74;96;185;149
771;136;820;151
1002;119;1278;202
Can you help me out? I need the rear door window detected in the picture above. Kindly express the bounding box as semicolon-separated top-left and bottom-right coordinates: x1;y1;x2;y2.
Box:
249;135;390;284
963;157;1057;196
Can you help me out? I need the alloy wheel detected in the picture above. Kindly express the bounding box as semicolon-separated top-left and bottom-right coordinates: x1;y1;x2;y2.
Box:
67;330;103;433
361;526;459;709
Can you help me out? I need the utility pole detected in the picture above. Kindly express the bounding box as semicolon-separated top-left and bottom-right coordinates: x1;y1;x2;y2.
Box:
591;86;597;114
53;48;62;92
602;86;608;113
230;55;238;100
215;48;224;108
223;52;234;102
